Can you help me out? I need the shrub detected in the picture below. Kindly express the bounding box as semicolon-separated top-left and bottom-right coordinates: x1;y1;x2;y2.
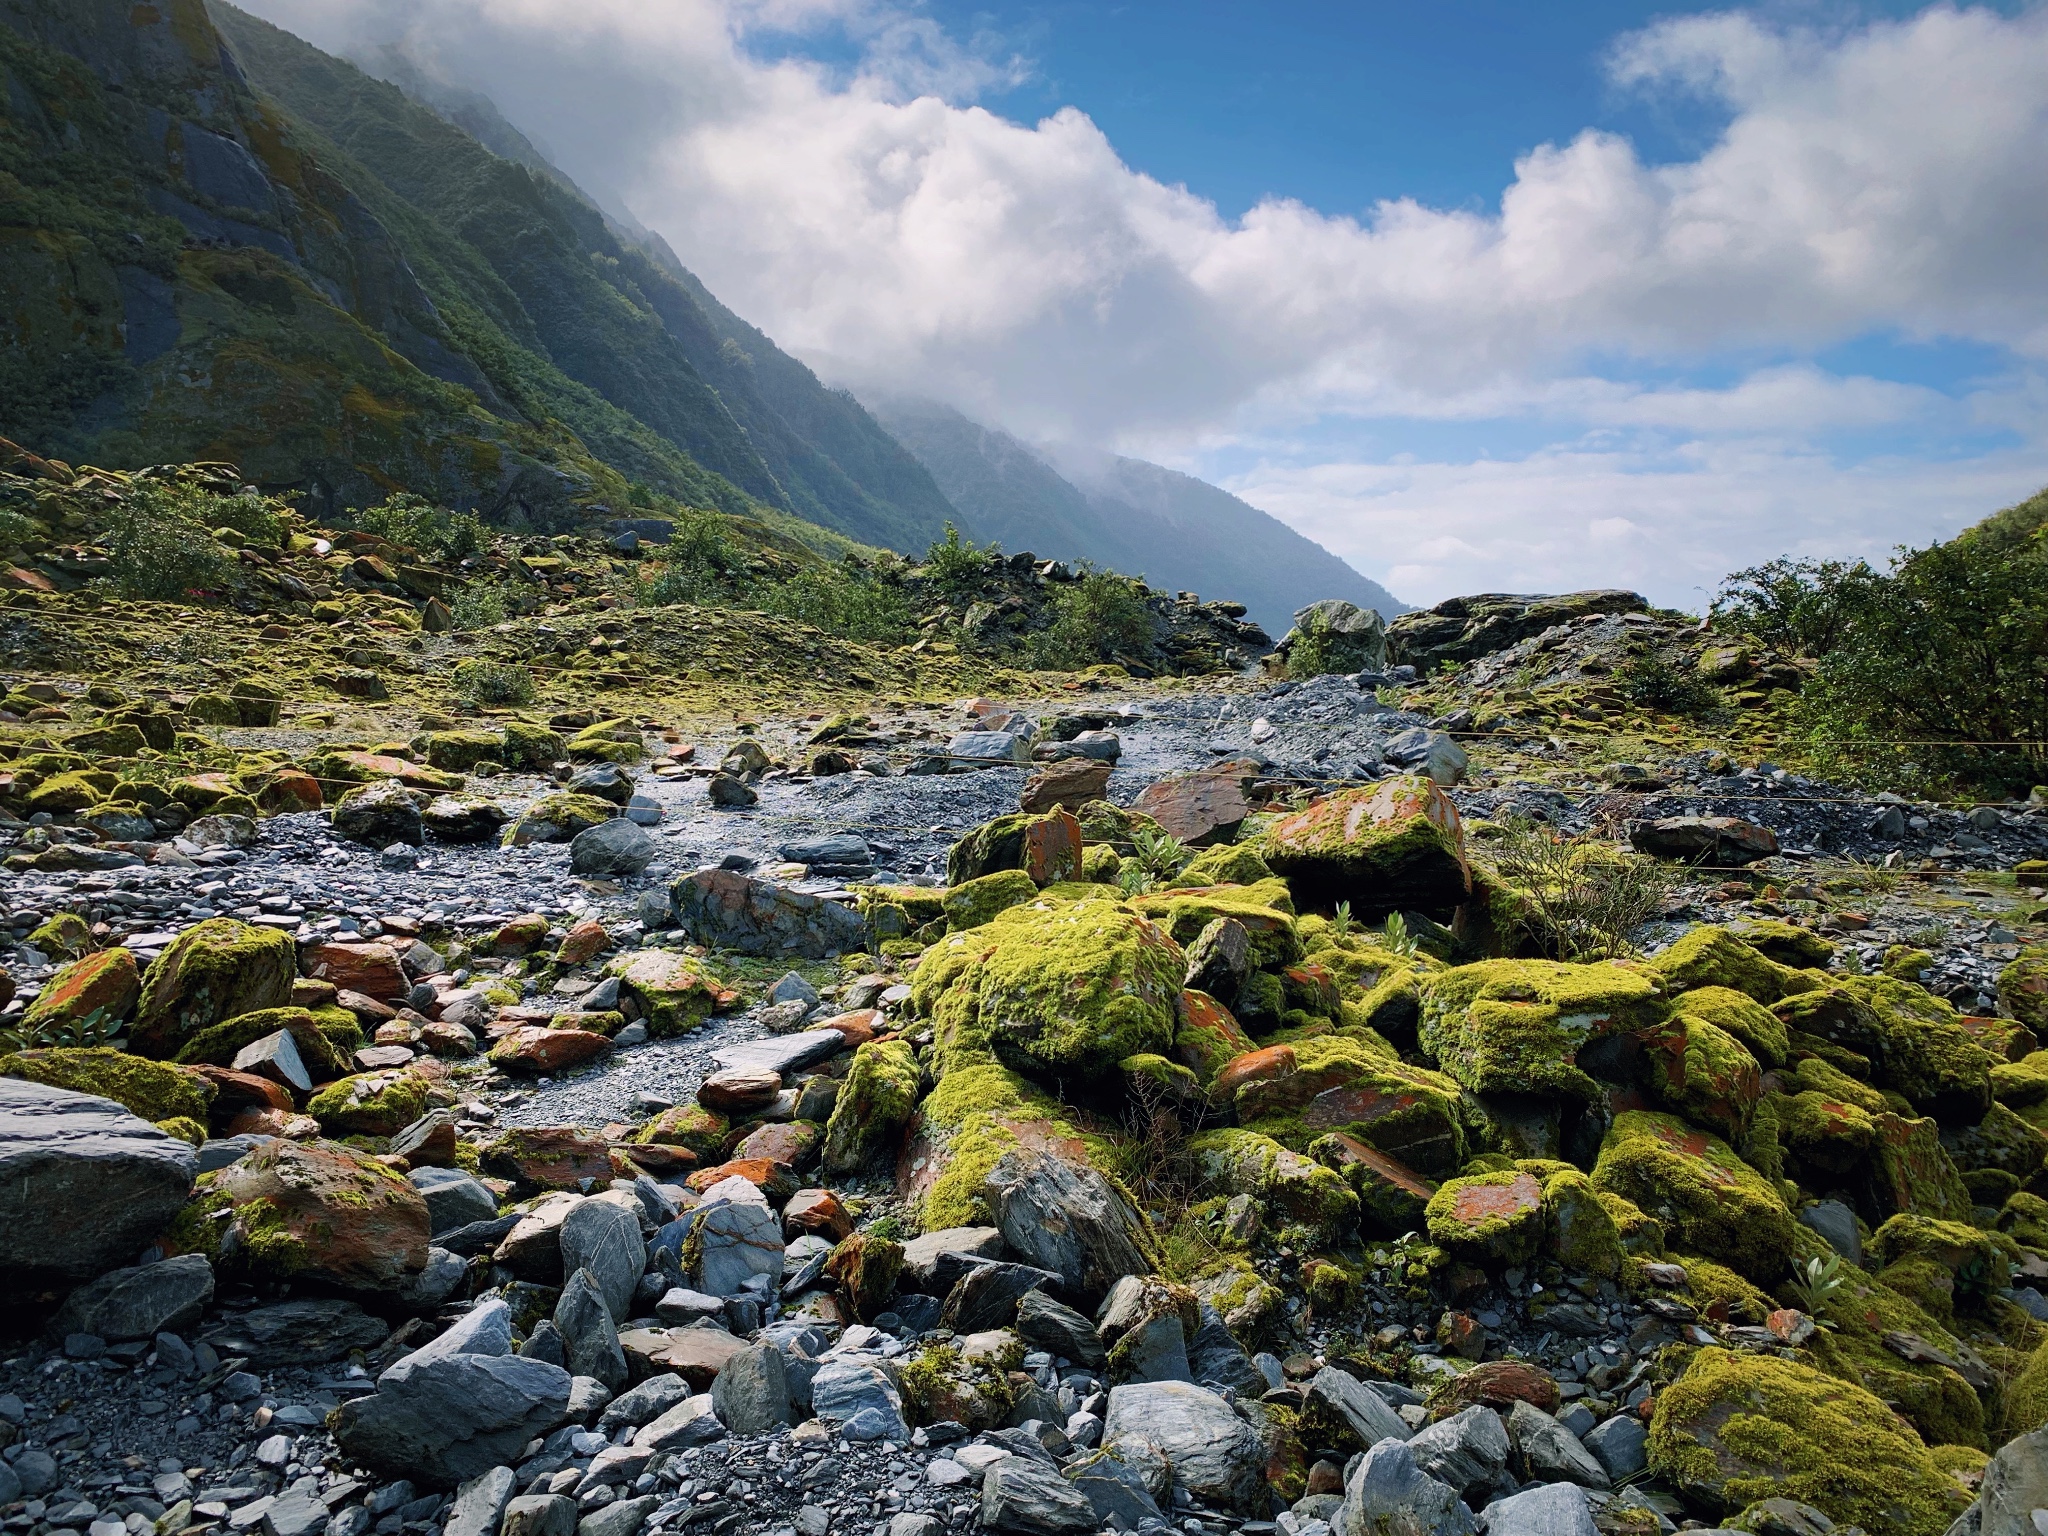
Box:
922;521;992;593
1287;608;1346;679
453;658;534;707
755;562;916;645
1030;570;1154;669
1616;650;1718;715
637;508;741;608
1715;556;1879;655
355;493;487;560
101;483;234;599
1483;818;1674;961
450;581;511;631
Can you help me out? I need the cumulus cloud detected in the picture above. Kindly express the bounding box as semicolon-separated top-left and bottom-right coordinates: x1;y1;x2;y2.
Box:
235;0;2048;599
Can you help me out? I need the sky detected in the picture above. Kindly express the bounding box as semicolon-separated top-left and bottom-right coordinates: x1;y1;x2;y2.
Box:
236;0;2048;609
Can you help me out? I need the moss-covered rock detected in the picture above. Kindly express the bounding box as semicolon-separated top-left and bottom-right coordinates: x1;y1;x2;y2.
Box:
411;730;503;772
635;1103;729;1159
129;919;295;1059
910;894;1183;1082
501;792;616;847
1672;986;1790;1069
1419;959;1666;1102
1732;920;1837;969
0;1047;212;1123
896;1062;1117;1233
1999;948;2048;1035
1258;776;1471;918
26;770;117;814
1425;1167;1545;1263
1635;1013;1765;1142
1591;1111;1796;1283
1171;842;1274;889
822;1039;922;1174
1843;976;1996;1122
946;809;1083;887
21;946;141;1032
497;721;565;770
566;720;644;763
1542;1167;1623;1278
1129;883;1302;970
306;1069;430;1136
173;1007;354;1080
1170;989;1255;1084
1869;1111;1977;1224
27;913;94;961
1223;1033;1470;1177
1646;926;1815;1005
1940;1100;2048;1191
1649;1347;1967;1536
1868;1215;2015;1310
606;951;741;1037
1189;1128;1359;1242
898;1342;1020;1431
859;884;948;943
1805;1260;1987;1449
941;870;1038;932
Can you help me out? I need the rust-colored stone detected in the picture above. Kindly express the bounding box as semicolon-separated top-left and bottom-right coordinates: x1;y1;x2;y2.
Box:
1210;1045;1298;1105
1019;758;1112;815
1019;808;1082;885
698;1067;782;1115
1430;1359;1560;1418
301;942;407;1002
256;771;323;814
487;1026;612;1075
813;1008;883;1048
731;1120;821;1171
1133;761;1258;845
555;919;611;966
684;1157;798;1204
480;1126;621;1190
190;1064;295;1120
782;1188;854;1242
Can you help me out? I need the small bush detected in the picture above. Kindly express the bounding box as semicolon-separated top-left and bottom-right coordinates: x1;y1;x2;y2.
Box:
922;521;993;593
101;483;234;599
453;658;534;706
1484;818;1674;961
1030;570;1154;669
1288;608;1346;679
450;581;512;631
356;493;488;561
1616;650;1719;715
755;562;916;645
1716;556;1878;655
637;508;742;608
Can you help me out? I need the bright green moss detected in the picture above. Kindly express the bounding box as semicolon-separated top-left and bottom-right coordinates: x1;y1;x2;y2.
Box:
1419;959;1666;1101
822;1039;922;1174
858;884;948;942
1170;989;1254;1084
174;1007;349;1078
130;918;296;1059
1189;1127;1359;1242
1234;1033;1470;1179
1170;842;1274;888
498;721;566;770
941;870;1037;932
1868;1214;2015;1309
911;1063;1111;1233
1425;1167;1545;1263
1731;919;1837;969
26;913;93;960
635;1103;729;1157
1649;1347;1967;1536
1129;883;1302;969
1844;976;1996;1119
156;1115;207;1146
1646;926;1814;1005
1591;1111;1795;1283
0;1047;212;1123
1672;986;1791;1068
500;792;616;846
1636;1013;1764;1142
1543;1168;1623;1278
1808;1263;1988;1449
307;1068;429;1136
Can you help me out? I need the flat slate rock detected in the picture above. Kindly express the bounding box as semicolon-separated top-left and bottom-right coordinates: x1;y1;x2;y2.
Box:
710;1031;847;1078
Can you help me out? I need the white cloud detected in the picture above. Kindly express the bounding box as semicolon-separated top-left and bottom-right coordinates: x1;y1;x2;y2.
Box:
233;0;2048;597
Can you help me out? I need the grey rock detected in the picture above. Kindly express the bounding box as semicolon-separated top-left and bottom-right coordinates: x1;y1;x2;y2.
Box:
1482;1481;1599;1536
1014;1289;1105;1368
942;1260;1056;1333
777;834;870;867
979;1458;1096;1535
1184;916;1251;1004
1187;1305;1261;1396
0;1080;196;1284
570;820;655;878
654;1287;728;1326
901;1226;1007;1290
710;1343;790;1432
555;1270;628;1391
499;1494;577;1536
567;765;636;805
1966;1425;2048;1536
1287;600;1390;675
263;1490;328;1536
332;1350;573;1489
768;972;821;1007
633;1394;725;1451
811;1358;907;1441
1582;1414;1647;1482
947;730;1033;767
1336;1439;1476;1536
1405;1404;1509;1496
984;1149;1150;1302
1798;1200;1862;1266
690;1177;785;1297
54;1253;213;1341
1384;727;1468;787
1108;1312;1190;1384
888;1519;944;1536
565;1375;612;1425
383;1298;512;1379
670;868;867;958
1102;1380;1266;1512
410;1168;499;1237
1309;1366;1412;1447
332;780;427;846
560;1199;645;1324
232;1029;311;1093
421;797;510;845
396;1247;469;1313
577;1496;656;1536
1507;1401;1609;1490
1067;1453;1162;1528
709;1031;846;1078
11;1449;55;1496
442;1467;517;1536
598;1375;691;1431
208;1297;391;1369
624;795;662;827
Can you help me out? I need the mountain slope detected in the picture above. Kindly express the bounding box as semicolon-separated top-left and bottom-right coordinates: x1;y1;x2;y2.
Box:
865;395;1405;637
212;4;958;551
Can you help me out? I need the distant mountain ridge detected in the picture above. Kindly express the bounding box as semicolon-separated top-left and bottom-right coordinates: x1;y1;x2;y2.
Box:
864;395;1405;638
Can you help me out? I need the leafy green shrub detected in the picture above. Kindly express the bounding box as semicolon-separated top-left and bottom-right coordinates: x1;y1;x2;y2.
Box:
1483;818;1673;961
1716;557;1878;654
1287;608;1347;679
1117;827;1193;894
637;509;742;608
0;508;41;550
101;484;234;599
1764;513;2048;794
1616;650;1718;715
450;582;512;631
922;522;992;593
453;658;534;706
356;493;487;560
1030;571;1154;669
754;562;916;645
204;488;287;548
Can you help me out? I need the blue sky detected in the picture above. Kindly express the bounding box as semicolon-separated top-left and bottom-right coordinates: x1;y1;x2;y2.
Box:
247;0;2048;605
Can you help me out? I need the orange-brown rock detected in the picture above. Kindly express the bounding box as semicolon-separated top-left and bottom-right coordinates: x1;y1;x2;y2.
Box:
1133;761;1258;845
684;1157;798;1205
698;1068;782;1115
1429;1359;1560;1418
555;919;611;967
1019;759;1112;815
301;942;408;1002
731;1120;821;1171
481;1126;622;1190
782;1188;854;1242
487;1026;612;1075
192;1138;430;1290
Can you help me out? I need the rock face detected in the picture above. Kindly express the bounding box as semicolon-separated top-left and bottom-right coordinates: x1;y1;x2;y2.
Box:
0;1080;196;1284
1103;1381;1266;1513
670;868;868;958
1966;1426;2048;1536
1387;590;1647;671
1261;775;1471;919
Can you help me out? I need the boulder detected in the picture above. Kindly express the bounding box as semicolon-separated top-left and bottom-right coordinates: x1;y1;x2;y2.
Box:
0;1046;211;1123
984;1148;1152;1303
1582;1414;1647;1482
1018;759;1112;815
130;919;295;1058
0;1080;196;1284
560;1197;646;1324
1335;1439;1476;1536
555;1269;627;1391
1591;1112;1795;1283
669;868;867;958
810;1357;908;1441
710;1343;790;1432
410;1167;499;1236
443;1467;517;1536
633;1394;727;1451
421;796;509;844
1306;1365;1411;1449
607;951;742;1037
979;1458;1097;1536
1484;1481;1599;1536
333;1348;573;1489
489;1028;612;1075
199;1296;390;1367
1965;1425;2048;1536
1284;599;1390;676
1506;1400;1609;1489
1102;1380;1267;1512
689;1176;785;1296
53;1253;213;1340
502;793;616;846
181;1138;430;1291
331;780;429;847
19;948;141;1033
1260;776;1470;919
1132;761;1258;846
823;1040;922;1174
1629;816;1780;866
1405;1404;1509;1496
570;819;656;877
